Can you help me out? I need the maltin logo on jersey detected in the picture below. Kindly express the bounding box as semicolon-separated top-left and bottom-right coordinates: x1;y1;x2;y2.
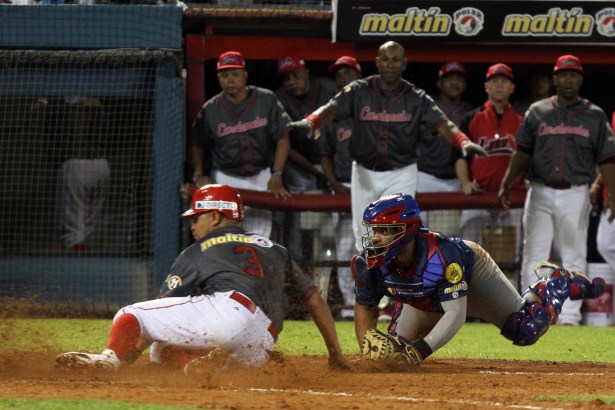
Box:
596;9;615;37
453;8;484;37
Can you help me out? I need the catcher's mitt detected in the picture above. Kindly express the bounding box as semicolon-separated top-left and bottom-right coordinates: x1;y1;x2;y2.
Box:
361;329;422;365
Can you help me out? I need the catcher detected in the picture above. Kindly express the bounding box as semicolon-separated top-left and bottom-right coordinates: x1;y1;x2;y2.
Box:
354;193;606;365
56;184;352;373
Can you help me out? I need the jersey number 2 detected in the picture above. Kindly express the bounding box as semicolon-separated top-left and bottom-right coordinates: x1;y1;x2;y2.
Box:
234;245;264;278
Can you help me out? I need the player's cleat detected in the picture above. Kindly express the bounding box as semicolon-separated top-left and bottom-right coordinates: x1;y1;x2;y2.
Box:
555;269;606;300
183;348;230;375
55;349;120;371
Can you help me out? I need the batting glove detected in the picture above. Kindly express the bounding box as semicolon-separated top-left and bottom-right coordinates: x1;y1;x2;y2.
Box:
461;140;487;157
288;119;315;139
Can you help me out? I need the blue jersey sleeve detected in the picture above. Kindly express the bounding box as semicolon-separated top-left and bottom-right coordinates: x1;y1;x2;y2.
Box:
351;254;386;306
435;237;474;303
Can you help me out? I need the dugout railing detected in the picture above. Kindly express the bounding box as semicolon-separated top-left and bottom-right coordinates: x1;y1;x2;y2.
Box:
180;188;526;311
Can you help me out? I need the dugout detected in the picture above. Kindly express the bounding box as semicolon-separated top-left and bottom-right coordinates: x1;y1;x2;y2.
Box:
183;3;615;127
0;6;185;314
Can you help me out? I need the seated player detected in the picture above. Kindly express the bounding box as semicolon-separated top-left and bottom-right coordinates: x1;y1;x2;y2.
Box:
353;193;605;365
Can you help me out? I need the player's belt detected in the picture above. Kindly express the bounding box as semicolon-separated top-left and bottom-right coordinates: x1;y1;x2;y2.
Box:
229;291;279;342
544;182;587;190
546;182;572;190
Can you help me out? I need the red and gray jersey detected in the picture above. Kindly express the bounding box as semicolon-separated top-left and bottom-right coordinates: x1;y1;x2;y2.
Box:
517;97;615;186
328;75;448;171
320;118;353;183
158;225;316;332
275;76;337;165
458;101;524;191
418;97;474;179
189;86;291;177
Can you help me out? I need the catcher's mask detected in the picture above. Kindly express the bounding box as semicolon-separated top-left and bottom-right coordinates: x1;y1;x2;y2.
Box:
181;184;244;221
362;193;421;269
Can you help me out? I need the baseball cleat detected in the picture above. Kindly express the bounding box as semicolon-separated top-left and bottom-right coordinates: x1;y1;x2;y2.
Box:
567;271;605;300
55;349;120;371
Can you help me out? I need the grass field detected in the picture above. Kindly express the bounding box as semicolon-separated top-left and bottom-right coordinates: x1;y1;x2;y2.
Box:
0;318;614;409
2;318;614;362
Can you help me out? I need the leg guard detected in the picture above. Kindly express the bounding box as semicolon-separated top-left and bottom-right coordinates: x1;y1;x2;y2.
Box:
501;302;552;346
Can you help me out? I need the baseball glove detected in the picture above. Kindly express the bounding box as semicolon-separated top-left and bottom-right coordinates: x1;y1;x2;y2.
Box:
361;329;422;365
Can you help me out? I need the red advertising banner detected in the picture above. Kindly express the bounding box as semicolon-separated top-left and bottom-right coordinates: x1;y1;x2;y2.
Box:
333;0;615;45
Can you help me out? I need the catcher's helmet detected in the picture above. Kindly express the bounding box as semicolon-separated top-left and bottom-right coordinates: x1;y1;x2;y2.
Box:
181;184;244;221
362;193;421;269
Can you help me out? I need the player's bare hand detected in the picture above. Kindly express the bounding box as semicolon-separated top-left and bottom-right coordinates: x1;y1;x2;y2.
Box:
327;352;355;372
268;177;291;199
331;183;350;195
461;180;480;195
194;175;212;188
498;186;511;209
589;182;602;207
461;140;487;157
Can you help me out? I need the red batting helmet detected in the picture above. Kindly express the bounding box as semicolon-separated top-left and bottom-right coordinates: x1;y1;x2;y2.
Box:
181;184;244;221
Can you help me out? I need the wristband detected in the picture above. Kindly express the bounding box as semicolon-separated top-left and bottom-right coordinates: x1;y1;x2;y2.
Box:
272;169;283;177
305;113;322;130
409;338;433;360
452;131;470;149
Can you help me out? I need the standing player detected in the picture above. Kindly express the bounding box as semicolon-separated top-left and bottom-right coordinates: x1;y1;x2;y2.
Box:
455;63;524;258
188;51;291;239
56;184;353;372
288;41;486;254
353;193;605;365
275;56;338;270
499;55;615;325
320;56;362;320
417;62;474;237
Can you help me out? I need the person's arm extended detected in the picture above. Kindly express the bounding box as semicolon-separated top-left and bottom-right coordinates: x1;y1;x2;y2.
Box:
304;291;354;371
436;120;486;157
420;298;467;354
287;104;336;139
599;162;615;223
499;150;531;208
268;133;291;199
354;303;378;350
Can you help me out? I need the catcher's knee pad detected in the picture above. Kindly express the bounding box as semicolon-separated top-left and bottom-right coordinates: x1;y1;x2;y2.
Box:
501;302;552;346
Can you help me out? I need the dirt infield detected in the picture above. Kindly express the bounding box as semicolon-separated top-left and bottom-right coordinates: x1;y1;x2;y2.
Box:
0;352;614;409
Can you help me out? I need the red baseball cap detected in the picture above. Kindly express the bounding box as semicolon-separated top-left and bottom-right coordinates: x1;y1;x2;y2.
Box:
553;55;583;75
328;56;362;74
217;51;245;71
438;62;467;80
277;56;306;75
486;63;514;81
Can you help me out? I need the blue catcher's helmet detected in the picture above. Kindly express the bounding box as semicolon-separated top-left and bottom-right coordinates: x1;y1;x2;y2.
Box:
362;193;421;269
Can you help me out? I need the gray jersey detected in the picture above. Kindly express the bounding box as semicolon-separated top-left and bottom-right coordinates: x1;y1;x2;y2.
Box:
276;76;337;192
328;75;448;171
159;225;315;332
418;97;473;179
189;86;290;177
320;118;353;183
517;97;615;186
